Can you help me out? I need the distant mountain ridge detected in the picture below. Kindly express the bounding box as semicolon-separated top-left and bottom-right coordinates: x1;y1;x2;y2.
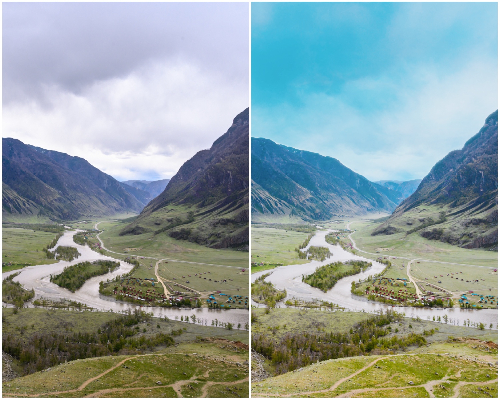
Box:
373;110;498;249
121;108;249;249
251;138;402;222
121;179;170;203
2;138;144;221
374;179;422;204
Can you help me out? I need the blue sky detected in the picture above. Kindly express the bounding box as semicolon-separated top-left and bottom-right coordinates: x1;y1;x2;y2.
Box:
252;2;498;181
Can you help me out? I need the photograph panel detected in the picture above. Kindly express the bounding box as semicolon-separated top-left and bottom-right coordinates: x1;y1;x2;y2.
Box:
2;2;250;397
250;2;498;397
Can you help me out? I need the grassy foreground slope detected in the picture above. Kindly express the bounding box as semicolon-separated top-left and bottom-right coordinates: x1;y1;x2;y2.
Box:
3;307;249;398
3;341;248;398
252;341;497;398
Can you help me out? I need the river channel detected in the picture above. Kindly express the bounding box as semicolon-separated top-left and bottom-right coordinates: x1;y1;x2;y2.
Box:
4;230;249;328
252;230;498;328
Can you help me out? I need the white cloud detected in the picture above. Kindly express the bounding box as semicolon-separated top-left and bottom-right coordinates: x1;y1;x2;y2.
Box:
253;58;497;181
3;59;248;180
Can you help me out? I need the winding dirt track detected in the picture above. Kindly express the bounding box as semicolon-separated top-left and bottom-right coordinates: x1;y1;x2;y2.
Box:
154;259;170;295
3;353;249;398
406;259;423;299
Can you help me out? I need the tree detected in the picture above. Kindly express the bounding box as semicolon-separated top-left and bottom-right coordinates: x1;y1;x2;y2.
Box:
478;322;485;331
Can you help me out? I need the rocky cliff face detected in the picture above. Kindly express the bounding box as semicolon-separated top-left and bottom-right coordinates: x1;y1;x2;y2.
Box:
2;138;144;221
121;108;249;249
373;110;498;249
251;138;400;222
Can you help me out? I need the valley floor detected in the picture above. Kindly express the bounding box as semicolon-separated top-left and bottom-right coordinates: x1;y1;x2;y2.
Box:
2;215;250;397
250;217;498;398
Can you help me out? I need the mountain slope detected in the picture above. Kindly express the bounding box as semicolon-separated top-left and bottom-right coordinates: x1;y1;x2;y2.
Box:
121;108;249;249
251;138;400;222
2;138;143;221
373;110;498;249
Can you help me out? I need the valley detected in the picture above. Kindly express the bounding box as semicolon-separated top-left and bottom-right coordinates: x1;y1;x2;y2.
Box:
250;111;498;393
2;215;249;396
250;219;498;397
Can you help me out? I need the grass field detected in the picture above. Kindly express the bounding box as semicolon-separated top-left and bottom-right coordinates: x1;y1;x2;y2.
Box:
251;341;497;398
346;217;498;309
63;213;138;231
2;227;60;272
98;220;248;268
349;219;497;268
2;307;249;346
3;341;249;398
252;307;497;345
157;260;248;298
252;308;373;339
91;219;249;307
251;263;283;273
251;226;311;266
411;260;498;296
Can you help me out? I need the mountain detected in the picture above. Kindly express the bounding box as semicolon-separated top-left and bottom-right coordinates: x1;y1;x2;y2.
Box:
120;108;249;249
374;179;422;204
2;138;144;222
121;179;170;203
251;138;400;222
373;110;498;249
118;183;151;206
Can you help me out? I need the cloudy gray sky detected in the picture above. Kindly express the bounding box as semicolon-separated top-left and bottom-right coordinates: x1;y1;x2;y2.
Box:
3;2;249;181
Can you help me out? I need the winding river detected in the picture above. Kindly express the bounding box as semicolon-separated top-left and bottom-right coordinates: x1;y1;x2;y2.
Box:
252;230;498;328
4;230;249;328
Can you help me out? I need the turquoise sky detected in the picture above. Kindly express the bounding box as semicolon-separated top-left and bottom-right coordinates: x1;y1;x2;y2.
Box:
252;2;498;181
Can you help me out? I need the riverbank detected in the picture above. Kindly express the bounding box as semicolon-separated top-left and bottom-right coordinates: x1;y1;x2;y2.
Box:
7;228;249;328
252;228;497;328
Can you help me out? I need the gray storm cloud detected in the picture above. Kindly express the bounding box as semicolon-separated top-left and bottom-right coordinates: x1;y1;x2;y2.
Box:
3;2;249;180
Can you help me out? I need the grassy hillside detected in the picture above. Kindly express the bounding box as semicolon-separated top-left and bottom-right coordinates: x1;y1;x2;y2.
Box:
350;218;497;268
251;306;497;398
252;341;497;398
3;307;249;397
98;219;248;268
3;341;248;398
